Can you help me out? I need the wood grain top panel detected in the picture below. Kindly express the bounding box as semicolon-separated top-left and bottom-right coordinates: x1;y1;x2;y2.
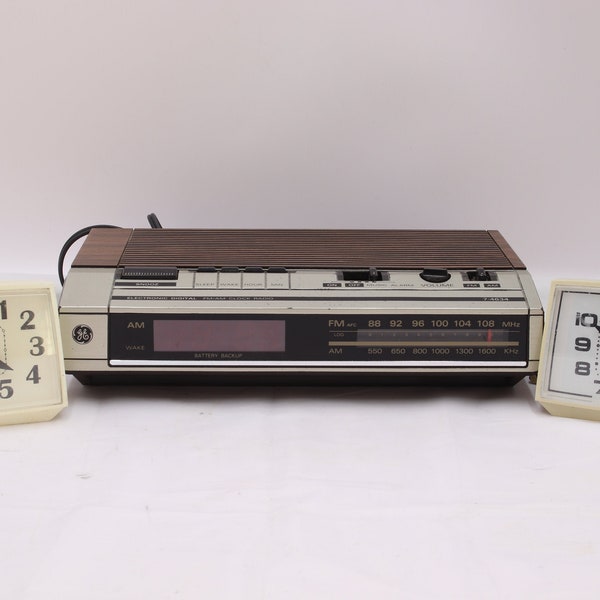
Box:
83;229;528;270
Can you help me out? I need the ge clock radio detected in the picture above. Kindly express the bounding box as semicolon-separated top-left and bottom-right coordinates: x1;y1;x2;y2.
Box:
57;228;543;386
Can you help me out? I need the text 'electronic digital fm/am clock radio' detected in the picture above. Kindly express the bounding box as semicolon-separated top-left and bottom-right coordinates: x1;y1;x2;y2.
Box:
57;228;544;387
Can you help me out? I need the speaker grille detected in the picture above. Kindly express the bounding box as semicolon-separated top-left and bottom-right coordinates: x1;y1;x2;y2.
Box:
101;229;524;269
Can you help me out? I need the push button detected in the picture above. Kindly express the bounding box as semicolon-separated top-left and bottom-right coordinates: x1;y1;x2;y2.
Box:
121;267;178;280
218;268;242;289
195;267;218;289
266;268;290;289
243;268;266;289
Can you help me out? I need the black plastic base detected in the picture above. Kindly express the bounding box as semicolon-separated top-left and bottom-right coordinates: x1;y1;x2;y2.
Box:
69;370;529;387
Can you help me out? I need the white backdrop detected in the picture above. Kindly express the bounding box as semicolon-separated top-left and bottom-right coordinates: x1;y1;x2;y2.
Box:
2;1;599;281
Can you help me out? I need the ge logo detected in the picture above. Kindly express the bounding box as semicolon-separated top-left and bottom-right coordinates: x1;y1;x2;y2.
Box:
72;325;93;344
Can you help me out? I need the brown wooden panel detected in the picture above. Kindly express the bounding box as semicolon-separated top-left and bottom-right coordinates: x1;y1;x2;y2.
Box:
487;230;526;269
103;229;527;270
72;228;133;267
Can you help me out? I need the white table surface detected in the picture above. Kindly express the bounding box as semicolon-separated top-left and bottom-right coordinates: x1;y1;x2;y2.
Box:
2;274;599;600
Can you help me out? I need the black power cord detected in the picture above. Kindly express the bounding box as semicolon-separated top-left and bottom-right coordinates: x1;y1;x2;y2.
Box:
58;213;163;285
147;213;162;229
57;224;119;286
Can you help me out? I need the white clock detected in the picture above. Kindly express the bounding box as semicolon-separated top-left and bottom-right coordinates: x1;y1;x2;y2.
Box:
0;281;68;425
536;280;600;420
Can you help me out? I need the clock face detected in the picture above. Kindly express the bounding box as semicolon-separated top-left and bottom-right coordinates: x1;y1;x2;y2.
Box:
536;280;600;419
0;282;67;424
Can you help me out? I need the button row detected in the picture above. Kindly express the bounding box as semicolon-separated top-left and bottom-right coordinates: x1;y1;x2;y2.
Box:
195;268;289;290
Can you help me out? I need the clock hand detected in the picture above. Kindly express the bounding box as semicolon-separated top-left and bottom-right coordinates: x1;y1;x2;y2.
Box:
0;359;12;371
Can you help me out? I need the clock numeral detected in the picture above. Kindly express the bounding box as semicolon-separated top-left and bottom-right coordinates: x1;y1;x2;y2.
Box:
575;361;591;376
20;310;35;330
0;379;14;399
575;312;599;328
595;380;600;394
0;300;6;320
26;365;41;385
29;336;45;357
575;337;592;352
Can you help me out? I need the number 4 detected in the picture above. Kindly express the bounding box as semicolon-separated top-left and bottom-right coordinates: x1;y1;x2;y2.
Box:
26;366;41;384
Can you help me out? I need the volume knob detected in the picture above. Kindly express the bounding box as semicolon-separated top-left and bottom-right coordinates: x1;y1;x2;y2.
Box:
419;269;451;283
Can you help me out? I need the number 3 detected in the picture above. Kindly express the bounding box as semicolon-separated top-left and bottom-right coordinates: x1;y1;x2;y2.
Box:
29;337;45;356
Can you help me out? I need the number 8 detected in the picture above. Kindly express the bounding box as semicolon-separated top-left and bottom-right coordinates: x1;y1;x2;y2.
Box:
575;361;591;376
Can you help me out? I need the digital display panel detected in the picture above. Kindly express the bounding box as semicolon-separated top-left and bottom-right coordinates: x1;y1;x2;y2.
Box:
154;319;286;353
